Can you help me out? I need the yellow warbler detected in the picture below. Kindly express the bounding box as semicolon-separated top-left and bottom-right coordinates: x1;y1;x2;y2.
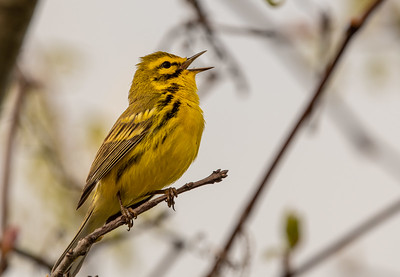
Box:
52;51;212;276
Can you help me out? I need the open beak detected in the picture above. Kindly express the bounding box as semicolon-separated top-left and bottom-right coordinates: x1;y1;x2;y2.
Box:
180;50;213;73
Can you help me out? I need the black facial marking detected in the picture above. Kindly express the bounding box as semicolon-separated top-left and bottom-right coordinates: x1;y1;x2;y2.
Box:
157;61;179;70
164;69;182;80
161;61;171;68
162;83;180;94
153;69;183;82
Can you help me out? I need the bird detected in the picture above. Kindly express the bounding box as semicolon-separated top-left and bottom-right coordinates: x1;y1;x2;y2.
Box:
51;51;212;276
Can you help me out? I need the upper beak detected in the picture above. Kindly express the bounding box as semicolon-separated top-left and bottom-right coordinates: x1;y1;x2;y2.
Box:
180;50;213;73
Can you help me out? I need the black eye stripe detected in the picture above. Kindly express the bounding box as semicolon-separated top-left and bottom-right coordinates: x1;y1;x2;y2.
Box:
158;62;179;69
161;61;171;68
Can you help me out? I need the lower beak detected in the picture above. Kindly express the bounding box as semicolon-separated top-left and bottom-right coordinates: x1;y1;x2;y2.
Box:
180;50;214;73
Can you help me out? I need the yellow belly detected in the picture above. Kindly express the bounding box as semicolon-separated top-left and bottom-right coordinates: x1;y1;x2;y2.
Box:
91;102;204;220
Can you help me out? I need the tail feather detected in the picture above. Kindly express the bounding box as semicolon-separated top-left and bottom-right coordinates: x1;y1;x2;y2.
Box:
51;209;95;276
52;194;152;276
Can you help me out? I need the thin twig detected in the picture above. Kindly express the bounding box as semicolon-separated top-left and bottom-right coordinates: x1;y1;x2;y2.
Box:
0;69;33;273
205;1;386;276
285;196;400;277
215;23;277;38
51;169;228;277
13;247;53;270
185;0;249;92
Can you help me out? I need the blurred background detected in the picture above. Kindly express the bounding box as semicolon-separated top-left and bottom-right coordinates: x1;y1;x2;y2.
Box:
1;0;400;276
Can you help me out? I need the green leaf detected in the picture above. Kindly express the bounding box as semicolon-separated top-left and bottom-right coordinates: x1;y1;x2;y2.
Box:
265;0;285;7
284;212;301;250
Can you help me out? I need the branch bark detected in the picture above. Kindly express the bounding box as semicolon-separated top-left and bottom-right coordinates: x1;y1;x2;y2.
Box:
205;1;386;276
51;169;228;277
0;0;38;107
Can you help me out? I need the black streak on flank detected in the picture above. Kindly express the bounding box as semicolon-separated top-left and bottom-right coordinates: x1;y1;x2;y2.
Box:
158;94;174;109
153;134;168;150
153;100;181;133
153;141;159;150
165;100;181;121
115;151;144;183
161;135;167;144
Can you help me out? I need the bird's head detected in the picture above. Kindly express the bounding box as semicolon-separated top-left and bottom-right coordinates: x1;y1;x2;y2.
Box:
129;51;212;102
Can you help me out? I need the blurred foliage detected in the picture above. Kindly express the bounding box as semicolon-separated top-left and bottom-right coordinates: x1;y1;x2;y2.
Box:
84;117;109;154
6;47;88;259
18;83;82;251
347;0;377;16
283;211;301;251
265;0;285;8
262;211;302;263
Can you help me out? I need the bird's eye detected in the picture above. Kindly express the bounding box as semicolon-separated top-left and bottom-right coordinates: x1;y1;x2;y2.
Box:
161;61;171;69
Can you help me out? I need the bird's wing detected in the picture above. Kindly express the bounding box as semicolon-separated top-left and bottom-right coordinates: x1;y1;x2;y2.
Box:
77;106;156;209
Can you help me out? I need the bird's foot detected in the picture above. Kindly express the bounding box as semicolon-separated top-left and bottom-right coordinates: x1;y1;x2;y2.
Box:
117;192;137;231
164;187;178;210
151;187;178;210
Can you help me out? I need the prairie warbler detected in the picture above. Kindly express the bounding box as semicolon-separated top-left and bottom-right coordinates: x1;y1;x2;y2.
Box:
52;51;212;276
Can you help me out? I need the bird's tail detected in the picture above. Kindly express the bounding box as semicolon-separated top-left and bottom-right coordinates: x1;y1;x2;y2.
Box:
51;207;101;277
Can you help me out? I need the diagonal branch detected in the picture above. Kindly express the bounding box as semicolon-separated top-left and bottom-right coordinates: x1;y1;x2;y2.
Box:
204;1;386;276
51;169;228;277
217;1;400;185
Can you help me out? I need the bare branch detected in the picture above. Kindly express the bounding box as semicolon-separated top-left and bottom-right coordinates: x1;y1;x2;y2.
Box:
0;68;35;273
185;0;249;92
0;0;38;107
205;1;386;276
214;23;277;38
13;247;52;271
51;169;228;277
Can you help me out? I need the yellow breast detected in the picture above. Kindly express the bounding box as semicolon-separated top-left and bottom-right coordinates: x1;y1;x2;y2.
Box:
95;97;204;215
89;51;208;220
